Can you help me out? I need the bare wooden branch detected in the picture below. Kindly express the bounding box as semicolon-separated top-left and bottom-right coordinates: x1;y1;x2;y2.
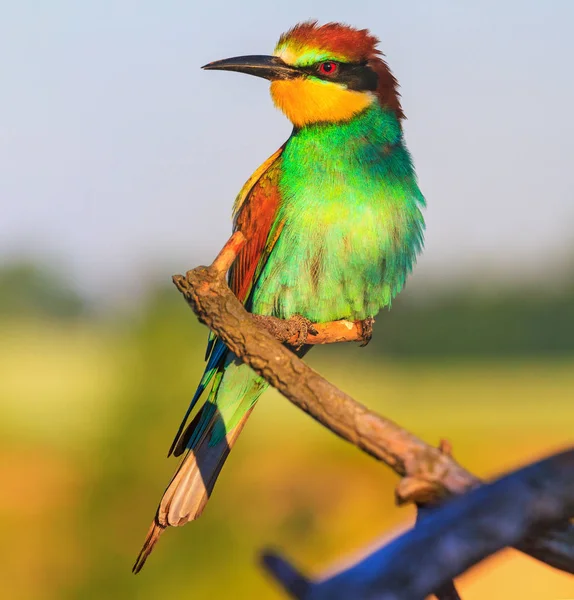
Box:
261;553;311;599
261;449;574;600
252;313;372;346
432;581;462;600
212;230;247;274
414;456;461;600
172;233;574;575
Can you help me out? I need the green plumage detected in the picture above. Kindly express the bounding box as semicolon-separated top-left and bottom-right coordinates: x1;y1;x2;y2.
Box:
252;103;425;321
187;102;425;447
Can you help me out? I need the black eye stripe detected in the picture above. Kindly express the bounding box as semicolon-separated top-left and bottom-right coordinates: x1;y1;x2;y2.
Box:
299;61;378;92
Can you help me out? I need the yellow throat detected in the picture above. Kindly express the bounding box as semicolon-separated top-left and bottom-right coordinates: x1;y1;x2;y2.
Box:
270;79;375;127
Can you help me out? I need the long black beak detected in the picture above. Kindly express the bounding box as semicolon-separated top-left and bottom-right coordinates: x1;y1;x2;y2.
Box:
202;55;300;81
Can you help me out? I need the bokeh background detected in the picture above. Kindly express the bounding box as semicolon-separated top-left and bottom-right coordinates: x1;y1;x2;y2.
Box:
1;1;573;598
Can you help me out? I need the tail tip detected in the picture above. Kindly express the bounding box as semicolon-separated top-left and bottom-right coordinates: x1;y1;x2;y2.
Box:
132;520;166;574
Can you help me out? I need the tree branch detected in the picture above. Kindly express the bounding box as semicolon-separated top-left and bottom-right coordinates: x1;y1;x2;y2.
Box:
416;497;462;600
172;233;574;575
261;449;574;600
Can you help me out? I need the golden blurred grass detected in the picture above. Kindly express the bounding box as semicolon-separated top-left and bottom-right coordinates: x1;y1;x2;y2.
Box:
0;319;573;599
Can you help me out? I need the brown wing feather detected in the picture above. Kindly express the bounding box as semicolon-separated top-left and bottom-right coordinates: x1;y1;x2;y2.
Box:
229;147;284;303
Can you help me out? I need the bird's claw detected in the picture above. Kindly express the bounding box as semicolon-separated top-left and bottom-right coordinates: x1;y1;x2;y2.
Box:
251;313;317;348
288;314;317;349
359;317;375;347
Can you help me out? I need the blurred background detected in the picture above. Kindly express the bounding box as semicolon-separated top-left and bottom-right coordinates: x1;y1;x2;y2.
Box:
1;1;573;598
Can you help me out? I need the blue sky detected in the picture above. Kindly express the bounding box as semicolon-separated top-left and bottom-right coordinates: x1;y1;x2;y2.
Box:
1;1;573;301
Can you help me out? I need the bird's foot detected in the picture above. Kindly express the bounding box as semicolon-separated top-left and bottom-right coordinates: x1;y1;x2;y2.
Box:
359;317;375;347
251;314;290;342
251;314;317;348
287;314;318;349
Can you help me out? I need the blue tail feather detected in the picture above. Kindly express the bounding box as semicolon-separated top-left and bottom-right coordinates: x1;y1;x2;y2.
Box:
205;331;217;361
167;339;228;456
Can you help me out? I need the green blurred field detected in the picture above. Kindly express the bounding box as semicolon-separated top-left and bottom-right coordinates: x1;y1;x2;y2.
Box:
1;298;573;599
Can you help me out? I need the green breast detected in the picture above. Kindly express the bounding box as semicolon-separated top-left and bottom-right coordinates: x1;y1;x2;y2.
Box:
251;103;425;322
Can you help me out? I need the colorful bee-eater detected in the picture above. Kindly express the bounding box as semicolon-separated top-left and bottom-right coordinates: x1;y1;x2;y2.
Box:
134;21;425;572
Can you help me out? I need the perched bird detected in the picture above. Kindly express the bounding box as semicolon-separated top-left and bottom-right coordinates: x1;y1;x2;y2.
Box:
133;21;425;572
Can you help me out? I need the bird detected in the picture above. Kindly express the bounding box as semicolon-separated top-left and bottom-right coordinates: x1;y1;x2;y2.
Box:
133;20;425;572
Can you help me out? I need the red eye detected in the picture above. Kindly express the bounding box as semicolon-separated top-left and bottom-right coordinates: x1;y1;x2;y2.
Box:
318;61;338;76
